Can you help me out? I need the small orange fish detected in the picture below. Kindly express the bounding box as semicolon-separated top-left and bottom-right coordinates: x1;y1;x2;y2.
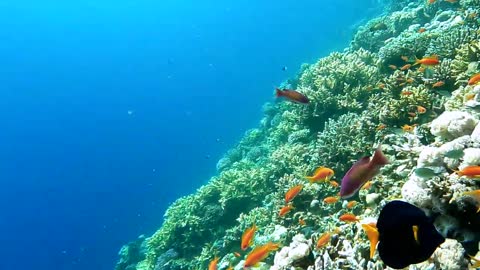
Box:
305;166;335;183
234;252;241;257
402;124;414;132
418;27;426;33
330;180;339;187
401;91;413;96
316;232;331;249
406;78;414;84
361;181;372;190
388;64;397;70
323;196;339;204
285;185;303;203
347;201;358;209
298;218;306;226
209;256;219;270
339;213;359;222
400;64;411;71
432;81;445;88
468;73;480;85
244;242;280;268
428;0;436;4
376;123;387;131
241;223;257;250
456;166;480;178
417;105;427;114
279;205;294;216
361;224;379;259
401;55;409;62
465;93;476;101
414;55;440;66
276;88;310;104
407;112;417;117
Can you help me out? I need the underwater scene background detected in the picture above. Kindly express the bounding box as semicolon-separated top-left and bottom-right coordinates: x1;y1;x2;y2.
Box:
5;0;480;269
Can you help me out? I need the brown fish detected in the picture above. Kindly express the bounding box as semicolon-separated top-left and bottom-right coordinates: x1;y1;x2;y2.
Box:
276;88;309;104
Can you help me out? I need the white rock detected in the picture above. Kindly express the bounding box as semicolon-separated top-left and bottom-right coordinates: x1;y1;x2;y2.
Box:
461;148;480;167
433;239;467;270
272;234;310;269
417;146;443;167
401;176;431;208
365;193;381;206
430;111;477;141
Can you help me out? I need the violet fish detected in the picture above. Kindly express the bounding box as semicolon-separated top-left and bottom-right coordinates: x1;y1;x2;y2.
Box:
340;146;389;199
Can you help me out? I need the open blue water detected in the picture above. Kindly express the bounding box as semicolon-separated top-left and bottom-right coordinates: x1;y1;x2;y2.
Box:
0;1;384;269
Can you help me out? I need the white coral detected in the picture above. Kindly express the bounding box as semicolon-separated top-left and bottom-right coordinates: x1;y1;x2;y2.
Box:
271;234;310;270
430;111;477;141
402;176;431;208
433;239;467;270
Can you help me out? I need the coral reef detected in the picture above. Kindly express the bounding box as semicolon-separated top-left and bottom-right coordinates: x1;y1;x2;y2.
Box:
115;0;480;269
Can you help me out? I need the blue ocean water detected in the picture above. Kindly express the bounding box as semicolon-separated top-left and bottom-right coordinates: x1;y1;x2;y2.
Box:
0;1;384;269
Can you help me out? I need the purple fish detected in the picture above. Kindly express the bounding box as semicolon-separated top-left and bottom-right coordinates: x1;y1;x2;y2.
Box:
340;146;389;199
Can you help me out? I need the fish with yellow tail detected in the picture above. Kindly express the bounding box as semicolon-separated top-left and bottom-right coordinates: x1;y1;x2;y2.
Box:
376;200;444;269
340;146;388;199
244;242;280;268
361;223;379;259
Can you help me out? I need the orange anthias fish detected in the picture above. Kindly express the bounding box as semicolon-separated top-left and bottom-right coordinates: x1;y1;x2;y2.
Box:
279;205;294;217
241;223;257;250
330;180;339;187
468;73;480;85
316;232;331;249
414;55;440;66
402;124;414;132
428;0;436;4
347;200;358;209
361;223;379;259
299;218;306;226
275;88;309;104
362;181;372;190
285;185;303;203
244;242;280;268
417;106;427;114
401;55;409;62
456;166;480;178
209;256;219;270
234;252;241;257
339;213;359;222
400;64;411;71
418;27;426;33
388;64;397;70
432;81;445;88
306;166;335;183
323;196;339;204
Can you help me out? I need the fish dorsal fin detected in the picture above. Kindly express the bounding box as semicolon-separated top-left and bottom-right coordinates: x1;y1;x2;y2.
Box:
314;166;327;175
354;156;371;167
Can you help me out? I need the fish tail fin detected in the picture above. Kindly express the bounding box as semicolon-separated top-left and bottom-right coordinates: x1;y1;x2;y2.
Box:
413;56;421;66
305;176;314;183
371;146;389;166
275;88;283;97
